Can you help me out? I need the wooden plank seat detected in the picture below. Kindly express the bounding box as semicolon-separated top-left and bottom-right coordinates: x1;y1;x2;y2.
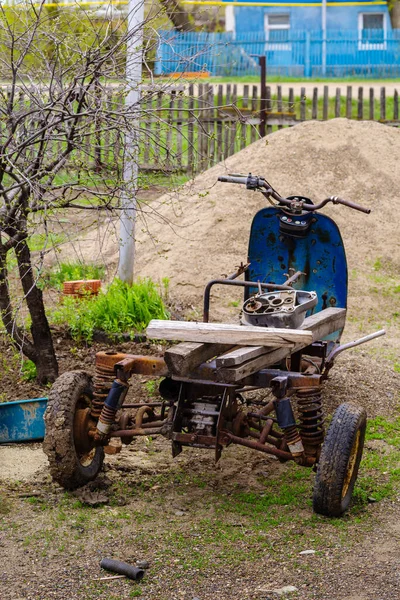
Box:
151;307;346;384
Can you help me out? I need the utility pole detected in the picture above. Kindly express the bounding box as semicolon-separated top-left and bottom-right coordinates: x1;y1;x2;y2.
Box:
118;0;144;284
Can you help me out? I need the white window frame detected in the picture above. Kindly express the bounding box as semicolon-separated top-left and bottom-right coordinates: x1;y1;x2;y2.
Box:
358;13;386;50
264;14;291;51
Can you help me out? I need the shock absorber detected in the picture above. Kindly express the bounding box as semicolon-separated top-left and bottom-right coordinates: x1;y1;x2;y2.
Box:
296;387;325;458
274;397;304;457
96;379;129;438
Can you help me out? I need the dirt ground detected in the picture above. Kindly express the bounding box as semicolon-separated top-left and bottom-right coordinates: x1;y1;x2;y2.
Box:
1;118;399;599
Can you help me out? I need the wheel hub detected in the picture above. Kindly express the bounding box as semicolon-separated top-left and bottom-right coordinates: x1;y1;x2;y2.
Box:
74;407;96;455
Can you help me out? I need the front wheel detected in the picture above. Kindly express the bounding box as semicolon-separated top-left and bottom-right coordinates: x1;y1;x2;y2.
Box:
313;402;366;517
43;370;104;490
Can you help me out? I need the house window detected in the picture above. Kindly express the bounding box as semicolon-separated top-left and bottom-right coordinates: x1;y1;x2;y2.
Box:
265;14;290;50
358;13;386;50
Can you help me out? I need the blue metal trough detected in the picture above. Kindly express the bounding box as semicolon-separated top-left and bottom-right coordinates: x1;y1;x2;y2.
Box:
0;397;48;443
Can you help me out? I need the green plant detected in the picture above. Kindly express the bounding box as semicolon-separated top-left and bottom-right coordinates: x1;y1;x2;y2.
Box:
21;360;37;381
43;262;106;290
161;277;170;302
51;278;168;342
144;379;161;397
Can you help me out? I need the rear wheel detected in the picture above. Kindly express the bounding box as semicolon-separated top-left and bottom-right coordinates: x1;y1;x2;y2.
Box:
313;402;366;517
43;371;104;490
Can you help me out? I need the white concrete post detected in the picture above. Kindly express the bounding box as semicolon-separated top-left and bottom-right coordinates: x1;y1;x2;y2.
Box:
118;0;145;284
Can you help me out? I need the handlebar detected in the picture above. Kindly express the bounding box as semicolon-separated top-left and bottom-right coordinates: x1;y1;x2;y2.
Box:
217;173;371;215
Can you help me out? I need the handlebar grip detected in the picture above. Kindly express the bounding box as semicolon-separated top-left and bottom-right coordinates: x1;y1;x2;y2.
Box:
333;197;371;214
218;175;249;185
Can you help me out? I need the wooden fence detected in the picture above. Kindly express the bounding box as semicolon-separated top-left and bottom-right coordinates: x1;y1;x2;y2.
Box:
2;83;397;177
138;83;400;175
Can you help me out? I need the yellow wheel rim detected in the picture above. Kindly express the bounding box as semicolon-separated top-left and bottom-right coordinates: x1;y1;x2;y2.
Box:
342;430;361;499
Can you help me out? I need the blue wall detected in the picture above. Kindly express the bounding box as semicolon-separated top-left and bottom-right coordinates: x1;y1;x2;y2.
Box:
233;4;391;34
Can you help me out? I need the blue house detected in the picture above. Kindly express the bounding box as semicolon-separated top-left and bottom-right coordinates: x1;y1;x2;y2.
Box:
156;0;400;77
223;0;391;41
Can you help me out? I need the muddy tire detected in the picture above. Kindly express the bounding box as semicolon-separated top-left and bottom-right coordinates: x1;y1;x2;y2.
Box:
313;402;366;517
43;371;104;490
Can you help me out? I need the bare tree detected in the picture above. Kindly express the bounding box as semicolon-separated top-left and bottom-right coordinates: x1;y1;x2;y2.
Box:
0;2;157;383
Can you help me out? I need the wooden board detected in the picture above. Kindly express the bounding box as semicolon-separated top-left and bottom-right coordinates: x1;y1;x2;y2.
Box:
216;307;346;369
146;320;312;347
216;308;346;383
164;342;233;377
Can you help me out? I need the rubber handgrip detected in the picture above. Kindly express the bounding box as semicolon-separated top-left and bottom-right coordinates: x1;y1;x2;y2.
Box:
100;558;145;581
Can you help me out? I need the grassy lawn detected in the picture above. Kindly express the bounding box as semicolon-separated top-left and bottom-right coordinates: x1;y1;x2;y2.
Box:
1;412;399;599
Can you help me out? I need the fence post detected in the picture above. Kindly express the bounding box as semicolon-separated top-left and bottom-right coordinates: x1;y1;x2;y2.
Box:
259;55;267;137
312;87;318;120
300;87;306;121
277;85;283;130
323;86;329;120
335;88;341;118
357;87;363;120
346;86;352;119
369;88;374;120
394;90;399;121
380;87;386;121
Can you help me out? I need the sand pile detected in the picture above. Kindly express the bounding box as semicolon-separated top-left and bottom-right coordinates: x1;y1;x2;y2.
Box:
133;119;399;299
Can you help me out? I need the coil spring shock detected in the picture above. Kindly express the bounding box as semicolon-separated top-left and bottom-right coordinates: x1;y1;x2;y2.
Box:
283;424;304;457
296;387;325;457
92;363;115;419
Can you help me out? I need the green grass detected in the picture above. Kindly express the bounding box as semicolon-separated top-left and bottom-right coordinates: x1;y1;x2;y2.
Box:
51;277;168;341
43;261;106;290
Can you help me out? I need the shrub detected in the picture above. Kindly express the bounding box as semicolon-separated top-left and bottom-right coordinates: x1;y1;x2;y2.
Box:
51;278;168;341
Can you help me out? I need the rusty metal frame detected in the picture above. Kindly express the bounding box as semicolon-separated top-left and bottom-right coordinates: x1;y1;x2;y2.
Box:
94;350;324;465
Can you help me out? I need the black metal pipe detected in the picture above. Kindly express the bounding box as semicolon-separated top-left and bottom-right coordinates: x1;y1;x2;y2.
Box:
100;558;144;581
203;279;293;322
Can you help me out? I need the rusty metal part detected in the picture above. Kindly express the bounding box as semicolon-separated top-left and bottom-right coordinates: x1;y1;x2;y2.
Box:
97;404;117;433
174;363;322;388
118;412;134;445
245;299;263;313
283;425;305;457
135;405;154;427
297;387;325;458
74;407;96;454
242;370;321;390
247;428;281;447
232;411;248;436
172;432;217;448
258;400;276;417
92;357;117;420
110;427;163;437
222;431;293;461
259;419;274;444
122;402;164;409
95;351;168;377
